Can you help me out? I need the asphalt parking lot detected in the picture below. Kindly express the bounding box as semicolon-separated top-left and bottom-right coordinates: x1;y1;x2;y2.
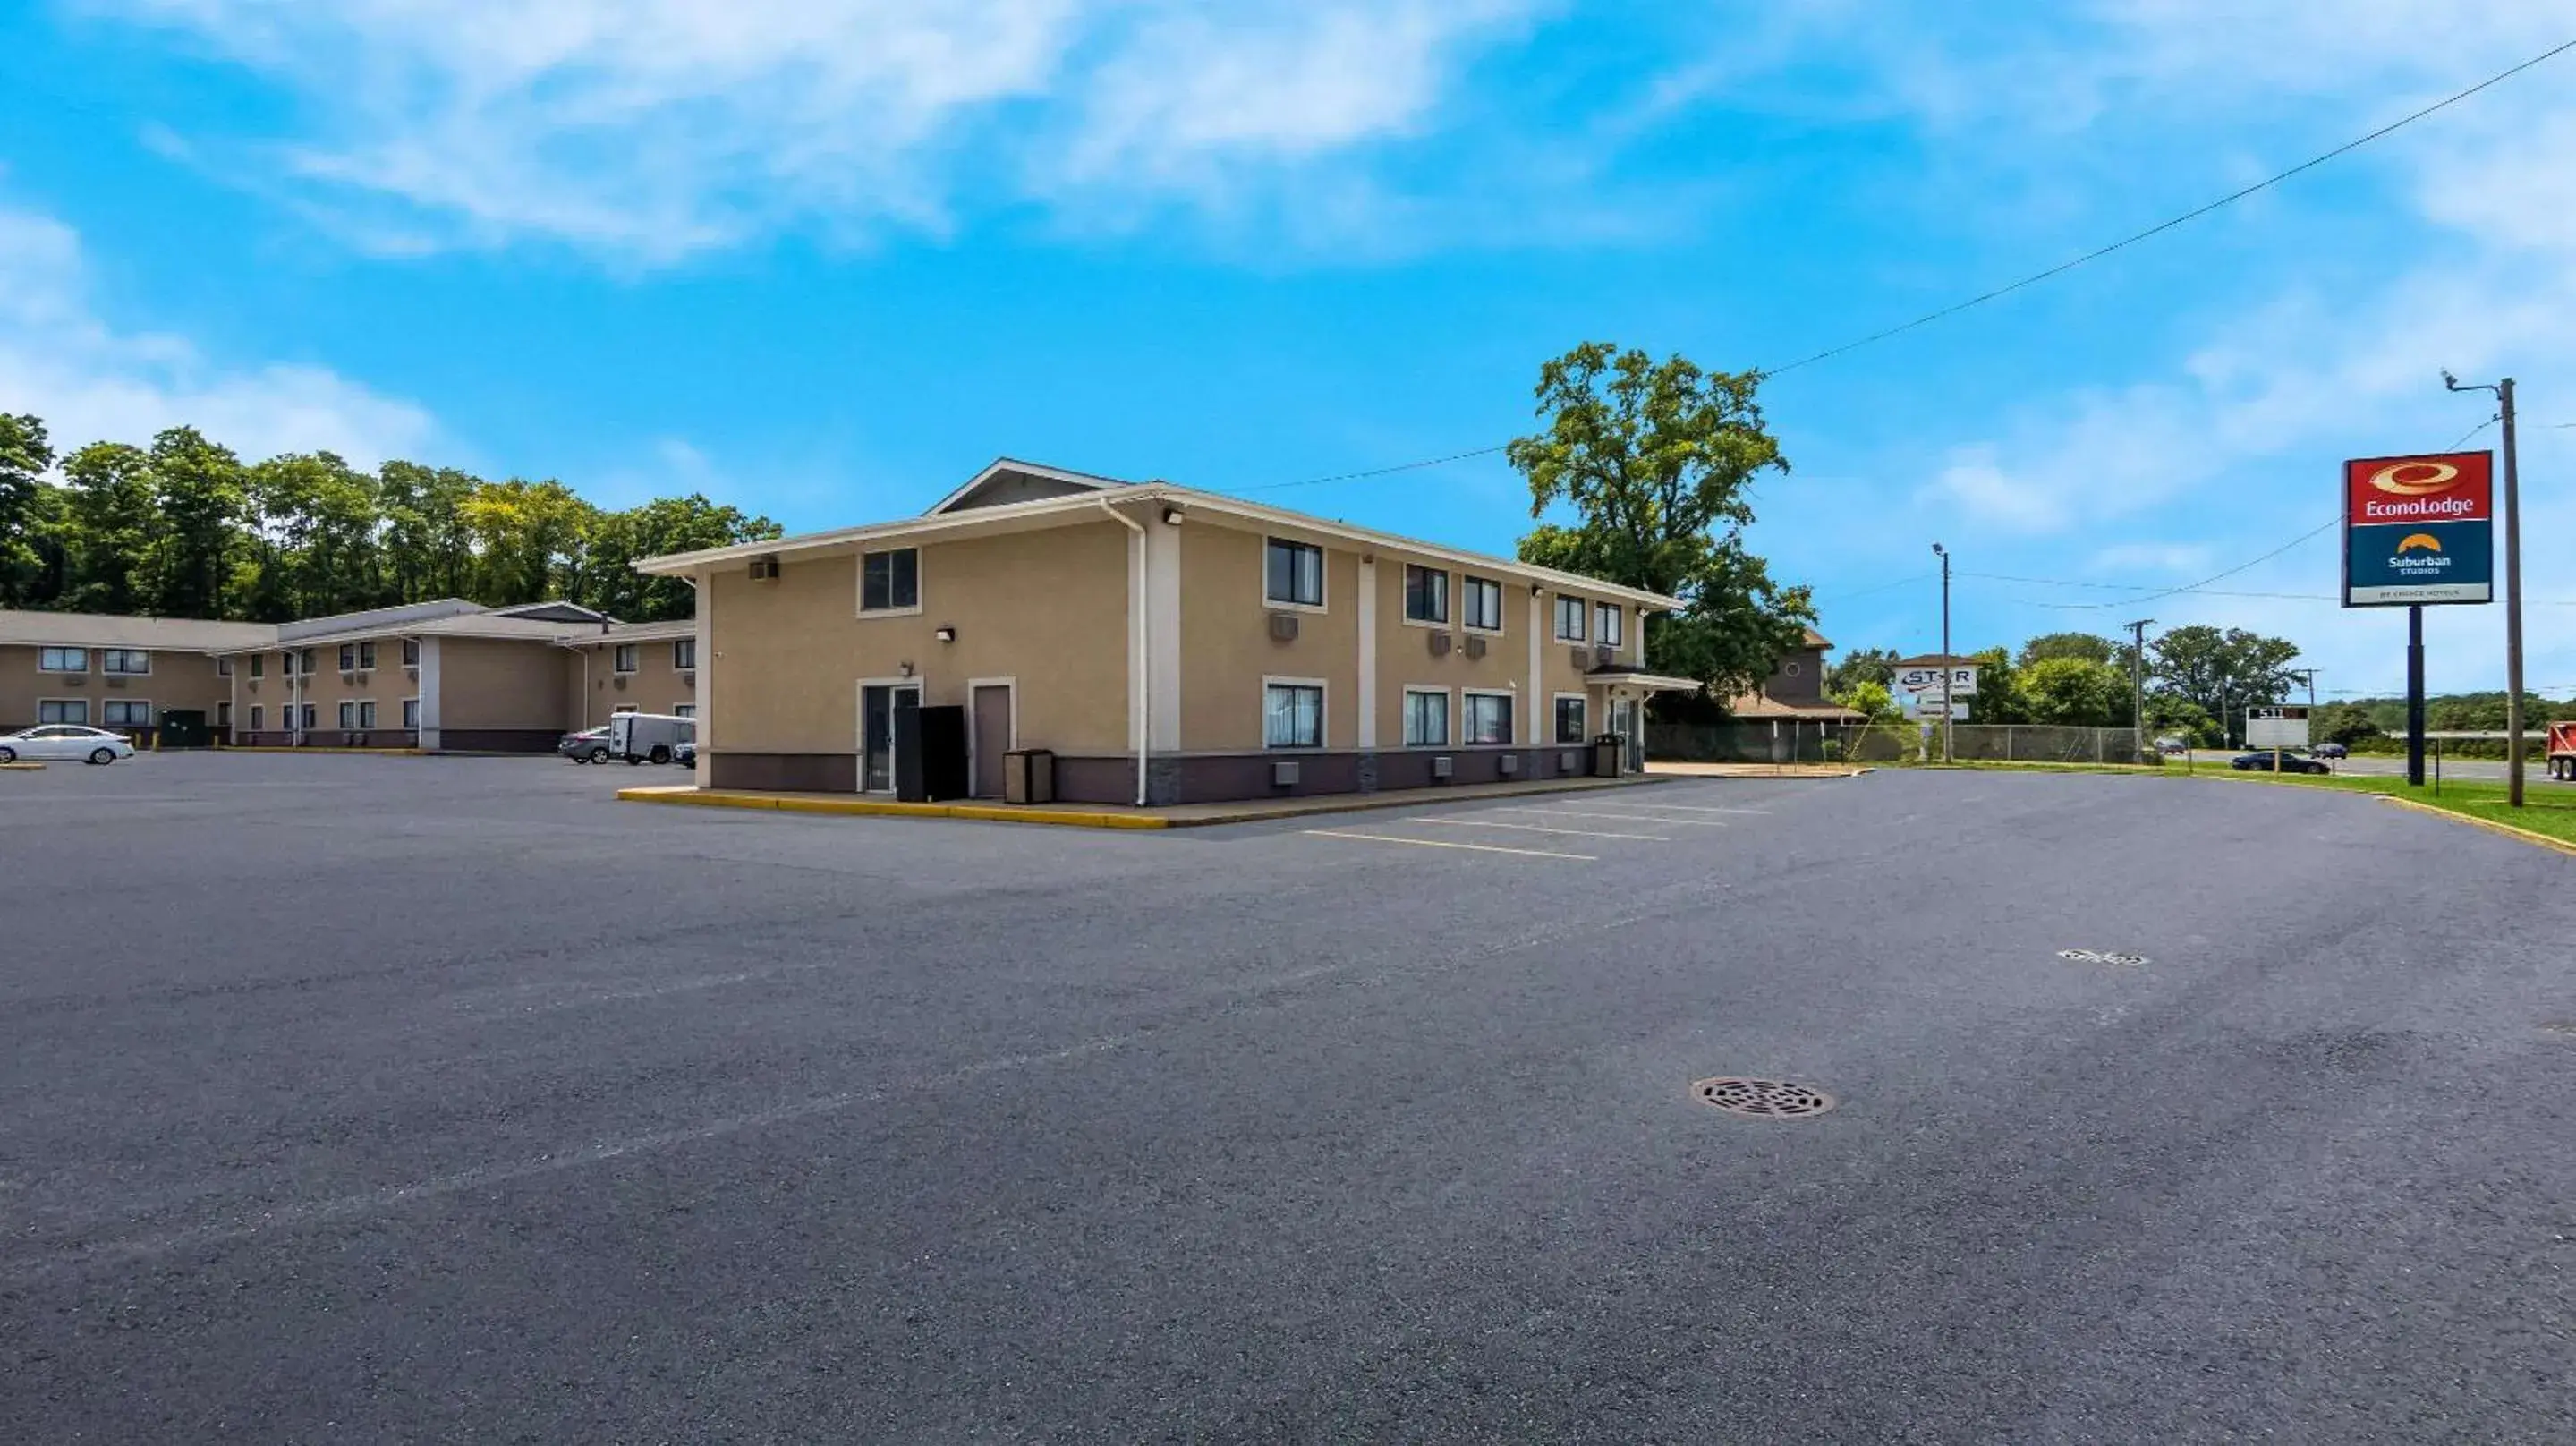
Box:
4;753;2574;1442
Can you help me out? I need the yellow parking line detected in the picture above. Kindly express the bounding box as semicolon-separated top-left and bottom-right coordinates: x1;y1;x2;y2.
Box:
1497;806;1729;827
1303;829;1595;861
1411;816;1668;842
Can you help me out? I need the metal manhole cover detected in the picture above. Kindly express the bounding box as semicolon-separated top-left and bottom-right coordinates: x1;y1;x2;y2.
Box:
2059;948;2148;967
1692;1077;1836;1119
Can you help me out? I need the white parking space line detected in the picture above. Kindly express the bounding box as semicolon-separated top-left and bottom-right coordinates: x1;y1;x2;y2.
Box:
1303;829;1596;861
1409;817;1670;842
1607;801;1771;815
1496;806;1730;828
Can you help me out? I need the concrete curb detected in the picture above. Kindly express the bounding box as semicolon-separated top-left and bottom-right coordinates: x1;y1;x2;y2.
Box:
218;745;429;756
616;773;1683;831
2376;795;2576;858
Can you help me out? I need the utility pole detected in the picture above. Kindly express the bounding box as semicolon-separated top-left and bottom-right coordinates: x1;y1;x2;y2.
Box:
1932;542;1953;764
2291;668;2319;708
2445;371;2528;806
2126;618;2153;763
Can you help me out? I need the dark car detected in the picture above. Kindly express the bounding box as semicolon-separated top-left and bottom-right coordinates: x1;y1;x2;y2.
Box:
557;726;613;763
2232;748;2331;775
2311;741;2349;759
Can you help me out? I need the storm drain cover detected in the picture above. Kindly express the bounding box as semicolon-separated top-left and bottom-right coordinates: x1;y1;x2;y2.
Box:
2060;948;2148;967
1692;1077;1836;1119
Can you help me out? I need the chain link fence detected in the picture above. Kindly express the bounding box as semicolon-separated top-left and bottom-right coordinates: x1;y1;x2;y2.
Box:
1649;720;2149;766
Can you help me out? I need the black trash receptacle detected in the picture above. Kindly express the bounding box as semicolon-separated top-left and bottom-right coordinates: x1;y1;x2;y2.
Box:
1592;733;1625;777
1006;749;1056;805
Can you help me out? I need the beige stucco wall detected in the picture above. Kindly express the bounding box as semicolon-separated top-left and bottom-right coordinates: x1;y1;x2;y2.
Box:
438;636;578;731
1178;523;1361;752
564;634;695;727
235;636;421;732
705;521;1130;756
0;642;231;730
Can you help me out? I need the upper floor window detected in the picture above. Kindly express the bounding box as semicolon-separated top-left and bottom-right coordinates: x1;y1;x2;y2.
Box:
1402;565;1449;625
249;653;265;679
338;643;358;672
298;648;316;675
1462;576;1503;632
402;638;421;667
38;646;88;672
1552;595;1586;642
862;547;920;612
102;648;149;675
1264;539;1323;608
359;641;377;669
673;638;696;671
1594;603;1624;649
613;643;639;674
217;655;233;676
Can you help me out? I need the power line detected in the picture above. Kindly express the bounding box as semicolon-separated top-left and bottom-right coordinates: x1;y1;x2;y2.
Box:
1815;570;1935;606
1242;37;2576;493
2450;413;2501;449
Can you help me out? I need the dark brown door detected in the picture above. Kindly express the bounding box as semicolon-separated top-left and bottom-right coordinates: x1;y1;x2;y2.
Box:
972;685;1012;798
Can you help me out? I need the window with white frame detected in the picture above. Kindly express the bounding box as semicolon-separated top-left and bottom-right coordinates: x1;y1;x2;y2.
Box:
359;641;377;669
1462;576;1503;632
613;643;639;674
39;699;89;725
38;646;87;672
297;702;317;730
1402;688;1450;747
672;702;696;719
1595;603;1624;648
280;650;297;676
673;638;695;670
338;701;358;730
102;649;149;675
249;653;265;679
1264;539;1323;608
217;655;233;676
359;701;378;729
402;699;420;729
1402;564;1449;625
1555;695;1588;744
1552;595;1586;642
249;705;265;731
861;547;921;612
1464;691;1514;744
103;699;150;727
338;643;357;672
402;638;420;667
1263;682;1323;748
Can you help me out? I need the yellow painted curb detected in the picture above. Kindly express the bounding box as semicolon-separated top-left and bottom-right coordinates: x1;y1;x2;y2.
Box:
616;787;1170;829
2376;795;2576;858
0;761;45;770
219;745;429;756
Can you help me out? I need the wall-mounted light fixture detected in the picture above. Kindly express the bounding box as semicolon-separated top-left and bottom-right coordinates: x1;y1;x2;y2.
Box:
1160;507;1186;526
934;625;956;643
898;660;914;677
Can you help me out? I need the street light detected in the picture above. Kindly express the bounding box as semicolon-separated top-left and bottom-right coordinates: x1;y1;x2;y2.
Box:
2444;370;2527;808
1931;542;1952;764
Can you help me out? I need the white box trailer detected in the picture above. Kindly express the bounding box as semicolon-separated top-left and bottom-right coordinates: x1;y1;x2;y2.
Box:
608;711;695;765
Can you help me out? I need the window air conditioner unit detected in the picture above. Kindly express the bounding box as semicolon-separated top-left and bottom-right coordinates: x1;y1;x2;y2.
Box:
1497;754;1520;777
1560;750;1581;771
1595;644;1617;666
1272;760;1300;788
613;676;629;690
678;668;694;682
405;667;419;678
342;670;359;681
1463;635;1486;659
106;676;126;689
1571;646;1594;671
748;555;782;582
1429;632;1452;656
1268;613;1300;642
1432;756;1453;780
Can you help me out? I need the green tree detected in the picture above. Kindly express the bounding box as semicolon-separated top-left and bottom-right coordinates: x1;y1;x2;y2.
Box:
145;426;248;618
1826;645;1900;700
2146;693;2220;747
1508;342;1812;711
2147;625;2302;745
463;477;597;604
2019;656;2129;727
58;441;160;614
582;494;781;621
246;451;387;620
1;413;61;607
2308;701;2384;747
378;461;480;602
1965;646;2029;724
2017;631;2115;668
1840;679;1899;722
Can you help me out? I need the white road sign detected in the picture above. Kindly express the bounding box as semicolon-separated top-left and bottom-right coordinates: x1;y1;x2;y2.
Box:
1894;664;1978;698
2246;705;2309;748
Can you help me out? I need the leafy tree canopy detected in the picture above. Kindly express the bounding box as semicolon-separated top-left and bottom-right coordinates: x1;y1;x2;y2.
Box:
2018;631;2115;668
1826;645;1900;700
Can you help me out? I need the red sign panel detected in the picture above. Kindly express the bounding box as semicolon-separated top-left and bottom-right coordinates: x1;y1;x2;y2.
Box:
2343;452;2493;527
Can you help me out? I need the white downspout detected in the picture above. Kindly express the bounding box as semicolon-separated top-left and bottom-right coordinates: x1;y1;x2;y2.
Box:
1098;497;1149;806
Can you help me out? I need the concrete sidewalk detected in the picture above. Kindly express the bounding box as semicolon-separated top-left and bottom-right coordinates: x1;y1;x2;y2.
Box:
617;771;1686;829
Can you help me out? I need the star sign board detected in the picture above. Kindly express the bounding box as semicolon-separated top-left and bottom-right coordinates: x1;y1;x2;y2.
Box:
2342;452;2494;607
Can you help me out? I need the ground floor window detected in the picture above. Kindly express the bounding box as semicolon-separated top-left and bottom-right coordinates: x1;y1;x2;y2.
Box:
1263;681;1324;749
249;705;265;731
1402;688;1449;747
1464;691;1513;745
217;702;231;727
339;701;358;730
672;702;695;719
103;700;151;727
1555;695;1587;744
296;702;317;730
39;699;89;726
403;699;420;729
612;703;638;715
359;701;378;729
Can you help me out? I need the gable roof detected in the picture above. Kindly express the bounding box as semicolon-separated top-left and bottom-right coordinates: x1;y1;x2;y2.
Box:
925;458;1127;515
0;609;272;652
641;476;1687;611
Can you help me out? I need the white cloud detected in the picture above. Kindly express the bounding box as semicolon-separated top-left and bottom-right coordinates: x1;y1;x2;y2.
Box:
86;0;1547;264
0;191;434;464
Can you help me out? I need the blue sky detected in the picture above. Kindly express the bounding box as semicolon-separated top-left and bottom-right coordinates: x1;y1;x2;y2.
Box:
4;1;2572;696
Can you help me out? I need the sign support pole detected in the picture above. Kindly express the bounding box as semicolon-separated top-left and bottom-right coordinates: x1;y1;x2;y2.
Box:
2500;377;2524;807
2406;604;2427;788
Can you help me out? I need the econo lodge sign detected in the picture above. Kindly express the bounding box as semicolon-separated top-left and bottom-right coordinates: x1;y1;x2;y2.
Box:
2342;451;2494;607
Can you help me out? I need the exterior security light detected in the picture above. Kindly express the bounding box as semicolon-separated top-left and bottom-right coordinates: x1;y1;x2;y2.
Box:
935;626;956;643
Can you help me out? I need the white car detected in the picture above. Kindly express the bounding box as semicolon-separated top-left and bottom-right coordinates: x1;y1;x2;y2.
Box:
0;725;138;764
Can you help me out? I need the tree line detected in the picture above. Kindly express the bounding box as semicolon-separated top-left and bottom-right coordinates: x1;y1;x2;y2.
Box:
0;413;782;625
